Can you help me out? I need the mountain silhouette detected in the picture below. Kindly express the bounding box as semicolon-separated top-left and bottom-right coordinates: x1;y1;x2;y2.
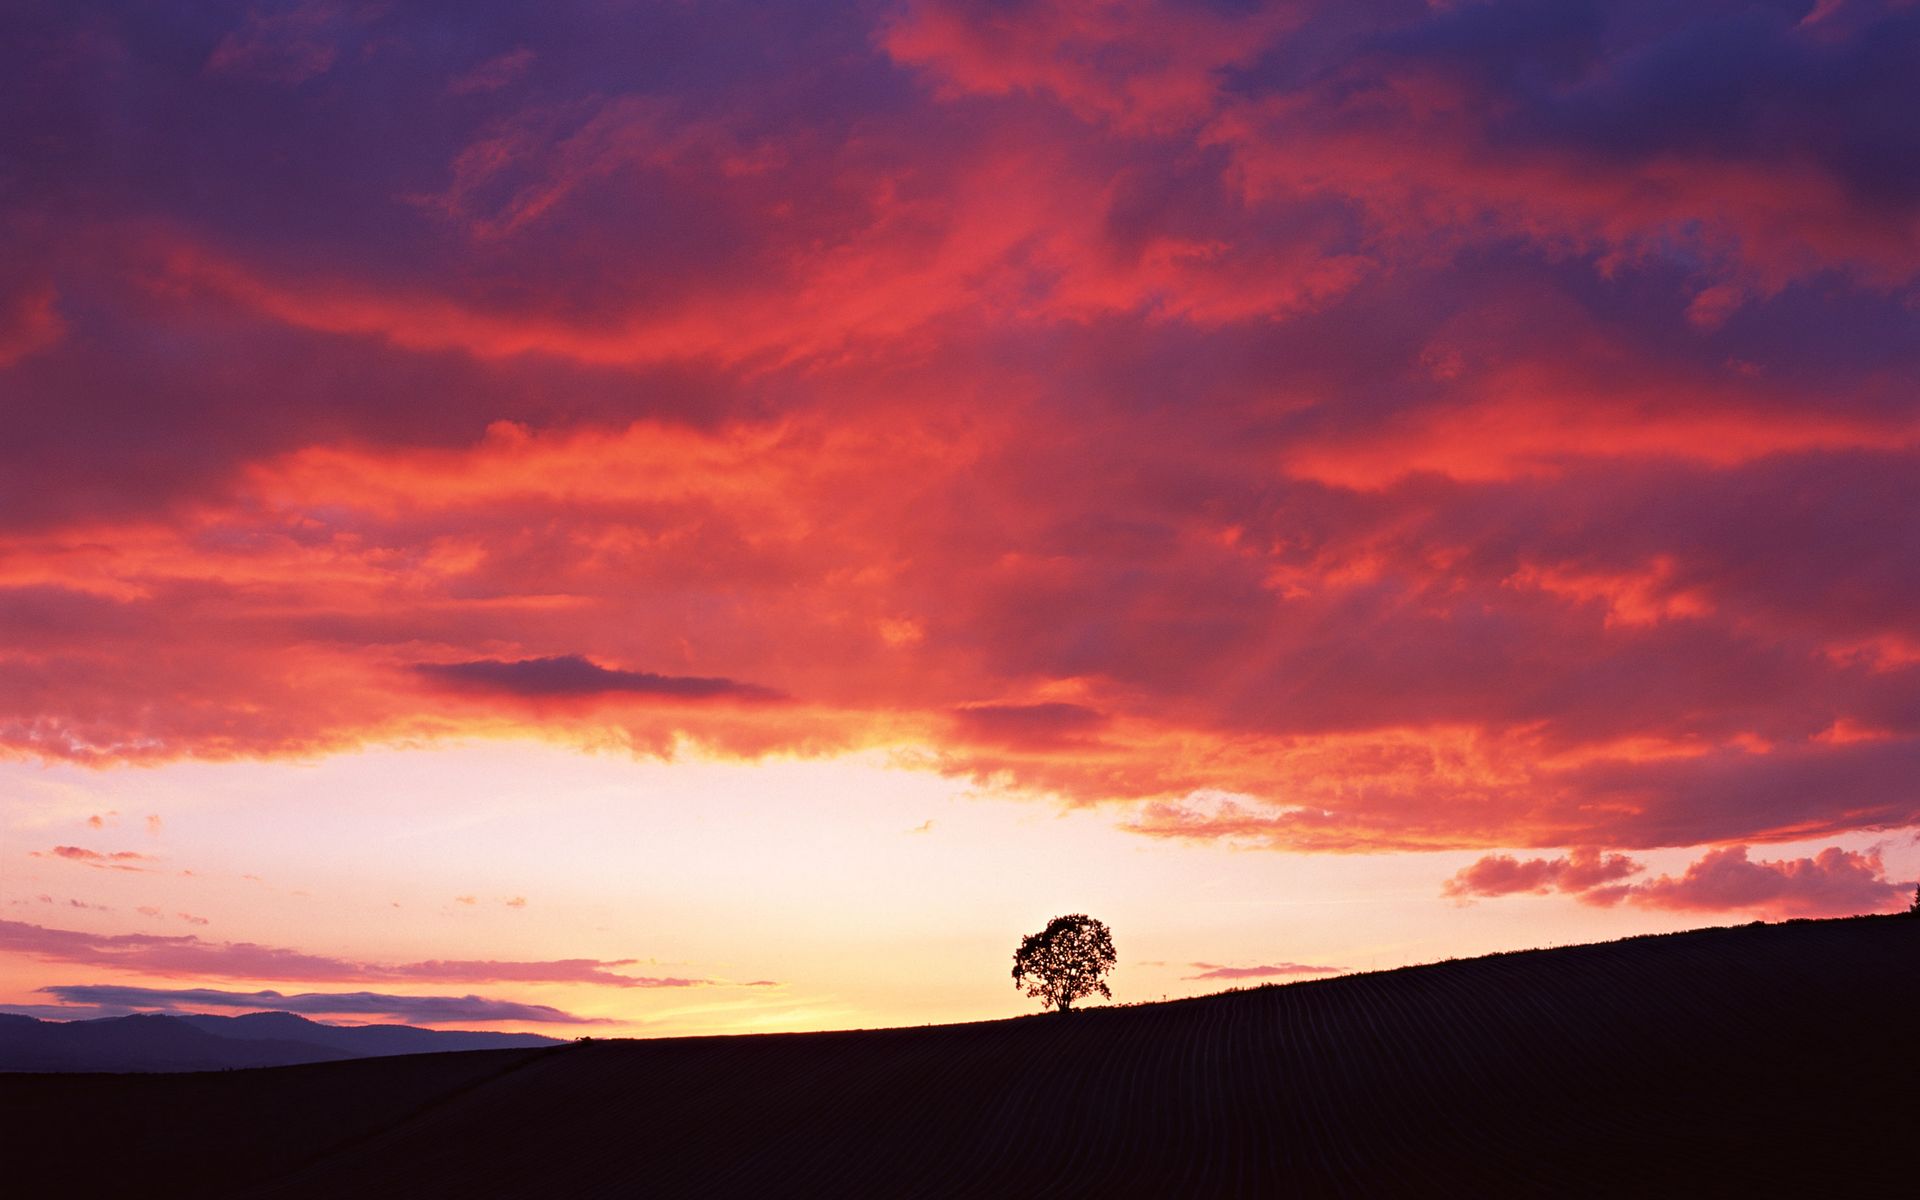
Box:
0;1010;559;1073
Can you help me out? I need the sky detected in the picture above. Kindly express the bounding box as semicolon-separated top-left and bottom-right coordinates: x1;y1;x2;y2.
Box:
2;0;1918;1036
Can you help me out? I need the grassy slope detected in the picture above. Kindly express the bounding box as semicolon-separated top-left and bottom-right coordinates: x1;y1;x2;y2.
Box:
7;915;1918;1198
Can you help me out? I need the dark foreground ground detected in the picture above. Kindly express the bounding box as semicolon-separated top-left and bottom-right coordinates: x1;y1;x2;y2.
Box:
5;915;1917;1198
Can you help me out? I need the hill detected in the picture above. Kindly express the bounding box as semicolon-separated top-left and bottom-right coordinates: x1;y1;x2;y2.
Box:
4;915;1917;1197
0;1010;560;1073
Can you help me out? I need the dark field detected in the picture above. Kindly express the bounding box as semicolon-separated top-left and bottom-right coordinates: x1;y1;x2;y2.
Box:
7;915;1917;1198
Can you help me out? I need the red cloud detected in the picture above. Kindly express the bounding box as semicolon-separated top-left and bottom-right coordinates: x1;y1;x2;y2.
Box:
1443;844;1912;920
1443;849;1645;900
0;1;1917;865
887;0;1920;287
1624;846;1912;920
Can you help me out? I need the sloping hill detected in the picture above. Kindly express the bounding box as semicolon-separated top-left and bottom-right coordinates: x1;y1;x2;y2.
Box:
0;1010;560;1072
6;915;1918;1198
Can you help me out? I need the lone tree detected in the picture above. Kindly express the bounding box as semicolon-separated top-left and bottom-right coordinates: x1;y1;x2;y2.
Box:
1911;883;1919;915
1012;913;1116;1014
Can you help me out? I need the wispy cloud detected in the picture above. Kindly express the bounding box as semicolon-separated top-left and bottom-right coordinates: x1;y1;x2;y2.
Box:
33;846;156;872
1184;962;1340;981
0;919;768;989
36;984;605;1025
415;656;784;703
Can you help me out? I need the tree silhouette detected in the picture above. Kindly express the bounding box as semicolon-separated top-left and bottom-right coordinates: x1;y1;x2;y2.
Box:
1910;883;1919;916
1012;913;1116;1014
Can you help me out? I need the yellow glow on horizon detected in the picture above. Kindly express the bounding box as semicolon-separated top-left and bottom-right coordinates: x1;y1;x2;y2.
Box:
4;741;1909;1037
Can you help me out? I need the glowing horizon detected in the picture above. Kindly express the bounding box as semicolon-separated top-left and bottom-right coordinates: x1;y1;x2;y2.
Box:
11;740;1908;1036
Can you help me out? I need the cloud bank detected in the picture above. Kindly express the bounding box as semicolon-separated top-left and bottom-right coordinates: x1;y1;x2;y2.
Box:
0;1;1917;858
1185;962;1342;981
1443;844;1913;919
35;984;600;1025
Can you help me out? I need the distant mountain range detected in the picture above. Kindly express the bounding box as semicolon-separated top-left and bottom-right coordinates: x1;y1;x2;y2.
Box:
0;1010;561;1073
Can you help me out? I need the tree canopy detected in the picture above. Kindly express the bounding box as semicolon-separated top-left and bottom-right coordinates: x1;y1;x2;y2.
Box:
1012;913;1116;1014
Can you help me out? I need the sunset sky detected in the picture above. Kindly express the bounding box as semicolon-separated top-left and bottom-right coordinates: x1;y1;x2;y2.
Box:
4;0;1919;1036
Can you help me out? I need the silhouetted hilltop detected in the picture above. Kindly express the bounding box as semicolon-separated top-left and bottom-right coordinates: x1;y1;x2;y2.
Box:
6;915;1918;1198
0;1010;560;1073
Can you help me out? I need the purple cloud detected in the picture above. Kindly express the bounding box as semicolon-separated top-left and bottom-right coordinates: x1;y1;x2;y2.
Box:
36;984;604;1025
414;655;784;702
0;919;766;989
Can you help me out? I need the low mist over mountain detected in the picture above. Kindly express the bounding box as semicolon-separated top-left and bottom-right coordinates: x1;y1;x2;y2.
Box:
0;1010;560;1073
